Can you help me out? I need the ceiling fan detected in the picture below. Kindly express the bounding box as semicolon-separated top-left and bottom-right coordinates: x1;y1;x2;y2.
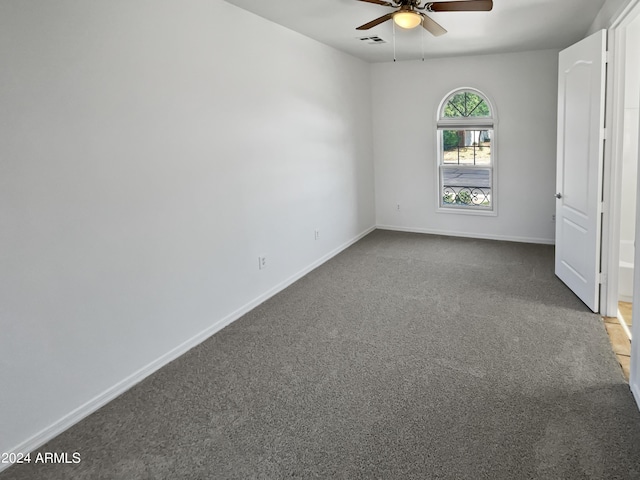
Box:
355;0;493;36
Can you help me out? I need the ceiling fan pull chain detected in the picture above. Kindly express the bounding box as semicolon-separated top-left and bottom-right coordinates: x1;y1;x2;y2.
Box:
393;20;396;62
421;16;425;61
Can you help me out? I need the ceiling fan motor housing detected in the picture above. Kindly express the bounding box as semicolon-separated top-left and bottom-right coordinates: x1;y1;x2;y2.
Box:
355;0;493;34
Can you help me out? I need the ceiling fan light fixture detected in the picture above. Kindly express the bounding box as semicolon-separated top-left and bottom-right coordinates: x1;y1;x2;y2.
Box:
393;11;422;29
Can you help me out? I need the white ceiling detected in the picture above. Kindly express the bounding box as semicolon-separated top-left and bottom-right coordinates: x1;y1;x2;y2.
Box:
224;0;608;63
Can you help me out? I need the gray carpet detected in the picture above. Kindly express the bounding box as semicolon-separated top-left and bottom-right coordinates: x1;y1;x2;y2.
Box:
3;230;640;479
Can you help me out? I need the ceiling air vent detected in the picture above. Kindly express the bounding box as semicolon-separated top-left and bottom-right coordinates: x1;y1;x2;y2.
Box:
357;36;387;44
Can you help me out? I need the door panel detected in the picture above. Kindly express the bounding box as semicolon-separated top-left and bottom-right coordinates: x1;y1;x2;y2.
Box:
555;30;607;312
563;65;592;215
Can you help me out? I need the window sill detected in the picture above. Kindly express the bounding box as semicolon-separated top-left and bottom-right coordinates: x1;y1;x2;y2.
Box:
436;206;498;217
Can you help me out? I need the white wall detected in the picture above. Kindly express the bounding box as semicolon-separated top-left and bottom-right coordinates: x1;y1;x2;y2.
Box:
0;0;375;457
627;3;640;404
588;0;633;33
372;50;559;243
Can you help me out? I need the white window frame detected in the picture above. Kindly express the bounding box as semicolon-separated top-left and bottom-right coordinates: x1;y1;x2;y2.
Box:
436;88;498;216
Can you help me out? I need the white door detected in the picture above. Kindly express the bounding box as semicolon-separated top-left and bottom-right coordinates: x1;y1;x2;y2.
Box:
555;29;607;313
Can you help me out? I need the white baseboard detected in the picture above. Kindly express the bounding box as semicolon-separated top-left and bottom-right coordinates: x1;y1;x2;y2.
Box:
0;225;376;474
631;346;640;411
376;224;555;245
631;380;640;411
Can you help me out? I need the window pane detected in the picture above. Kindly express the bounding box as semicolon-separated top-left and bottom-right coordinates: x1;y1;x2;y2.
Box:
442;130;491;165
443;91;491;118
441;167;491;208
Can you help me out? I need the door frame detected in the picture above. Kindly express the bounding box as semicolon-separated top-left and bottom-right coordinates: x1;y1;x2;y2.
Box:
601;0;640;404
602;0;640;318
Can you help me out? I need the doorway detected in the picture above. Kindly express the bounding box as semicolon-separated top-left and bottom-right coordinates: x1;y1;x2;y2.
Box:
616;10;640;338
604;0;640;404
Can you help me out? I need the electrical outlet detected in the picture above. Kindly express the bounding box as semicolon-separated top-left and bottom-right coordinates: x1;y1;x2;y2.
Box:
551;214;556;222
258;256;267;270
397;203;401;211
314;229;320;240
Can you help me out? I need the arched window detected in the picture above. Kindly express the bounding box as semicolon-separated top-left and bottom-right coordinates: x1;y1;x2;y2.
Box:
437;88;496;213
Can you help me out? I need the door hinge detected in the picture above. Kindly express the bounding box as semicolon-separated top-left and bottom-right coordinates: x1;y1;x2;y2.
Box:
604;50;610;64
599;273;607;285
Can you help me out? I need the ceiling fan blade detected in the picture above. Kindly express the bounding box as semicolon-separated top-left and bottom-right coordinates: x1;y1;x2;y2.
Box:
421;14;447;36
356;13;394;30
428;0;493;12
356;0;395;7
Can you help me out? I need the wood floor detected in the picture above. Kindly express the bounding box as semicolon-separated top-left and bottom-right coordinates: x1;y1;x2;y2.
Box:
620;301;633;328
604;301;633;381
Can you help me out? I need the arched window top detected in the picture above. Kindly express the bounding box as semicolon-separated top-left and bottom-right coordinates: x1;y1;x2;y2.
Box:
438;88;494;124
